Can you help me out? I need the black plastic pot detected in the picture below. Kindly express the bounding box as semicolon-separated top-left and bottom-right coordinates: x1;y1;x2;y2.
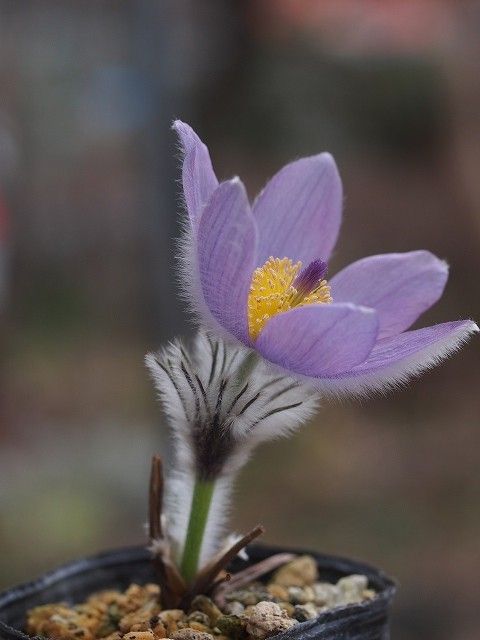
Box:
0;545;395;640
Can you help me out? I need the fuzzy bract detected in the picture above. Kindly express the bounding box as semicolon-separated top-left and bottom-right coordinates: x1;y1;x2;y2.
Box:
173;120;478;396
146;331;317;561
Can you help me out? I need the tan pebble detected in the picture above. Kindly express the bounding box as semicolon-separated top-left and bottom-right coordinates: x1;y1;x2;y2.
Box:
187;612;211;626
244;602;297;639
124;585;144;599
221;602;244;617
363;589;376;600
159;611;187;623
287;587;309;605
337;575;368;593
340;593;362;605
26;604;70;634
152;622;168;638
159;610;187;637
266;585;288;601
312;583;340;607
28;604;99;640
170;629;214;640
224;591;260;607
121;585;159;615
85;601;109;616
130;622;152;632
337;575;369;604
302;587;315;602
73;606;102;628
123;631;155;640
292;603;318;622
119;613;150;633
187;622;212;633
189;596;222;625
277;602;294;617
271;556;318;588
145;584;161;598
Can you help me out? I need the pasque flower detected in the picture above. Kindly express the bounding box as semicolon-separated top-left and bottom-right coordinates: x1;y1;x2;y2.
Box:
143;123;478;585
174;120;478;396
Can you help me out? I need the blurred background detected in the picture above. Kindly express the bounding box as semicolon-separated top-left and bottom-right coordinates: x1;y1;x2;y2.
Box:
0;1;479;639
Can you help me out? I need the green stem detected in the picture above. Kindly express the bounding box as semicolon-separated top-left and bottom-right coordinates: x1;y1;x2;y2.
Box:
180;479;215;583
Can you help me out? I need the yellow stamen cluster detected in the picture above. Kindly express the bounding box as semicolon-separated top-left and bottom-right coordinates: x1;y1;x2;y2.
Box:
247;256;332;340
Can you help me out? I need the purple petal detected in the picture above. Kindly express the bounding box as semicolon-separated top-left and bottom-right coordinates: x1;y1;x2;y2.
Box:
330;251;449;339
253;154;342;266
173;120;218;227
316;320;478;397
255;303;378;377
197;178;257;343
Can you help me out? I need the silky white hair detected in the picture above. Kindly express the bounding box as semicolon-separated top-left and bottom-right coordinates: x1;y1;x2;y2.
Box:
145;331;318;565
311;320;479;400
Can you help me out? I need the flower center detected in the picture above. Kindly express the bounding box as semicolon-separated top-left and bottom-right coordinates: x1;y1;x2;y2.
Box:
247;256;332;340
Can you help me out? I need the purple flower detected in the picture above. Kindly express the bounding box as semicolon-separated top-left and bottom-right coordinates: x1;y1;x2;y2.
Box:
173;120;478;396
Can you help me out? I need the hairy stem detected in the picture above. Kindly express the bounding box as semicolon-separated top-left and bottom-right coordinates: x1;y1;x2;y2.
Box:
180;479;215;583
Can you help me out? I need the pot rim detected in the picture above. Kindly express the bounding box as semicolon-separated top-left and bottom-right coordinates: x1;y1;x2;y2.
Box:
0;544;396;640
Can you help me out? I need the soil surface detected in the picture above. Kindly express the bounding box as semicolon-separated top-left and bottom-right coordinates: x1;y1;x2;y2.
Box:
26;556;375;640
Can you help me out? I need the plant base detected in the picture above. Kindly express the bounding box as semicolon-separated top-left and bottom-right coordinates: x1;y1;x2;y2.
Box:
0;545;395;640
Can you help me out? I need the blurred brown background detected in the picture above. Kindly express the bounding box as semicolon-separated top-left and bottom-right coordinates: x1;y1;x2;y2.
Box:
0;2;479;639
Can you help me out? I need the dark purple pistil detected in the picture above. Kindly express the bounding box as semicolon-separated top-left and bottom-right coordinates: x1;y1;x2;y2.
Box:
293;259;328;297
